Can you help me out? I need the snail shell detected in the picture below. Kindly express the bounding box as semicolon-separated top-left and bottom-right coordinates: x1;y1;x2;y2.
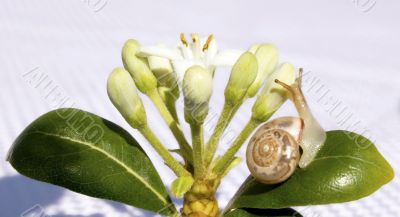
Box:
246;117;303;184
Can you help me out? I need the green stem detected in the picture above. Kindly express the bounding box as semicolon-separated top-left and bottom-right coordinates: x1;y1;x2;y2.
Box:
191;124;204;178
148;89;193;164
165;93;180;124
212;118;261;177
167;205;181;217
204;103;232;166
140;125;190;177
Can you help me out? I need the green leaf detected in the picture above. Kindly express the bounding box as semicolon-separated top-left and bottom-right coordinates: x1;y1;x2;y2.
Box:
221;156;242;178
171;176;194;198
224;208;302;217
227;130;394;210
7;108;177;216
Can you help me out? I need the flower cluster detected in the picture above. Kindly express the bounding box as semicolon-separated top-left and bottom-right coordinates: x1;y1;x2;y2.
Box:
7;32;393;217
107;33;298;200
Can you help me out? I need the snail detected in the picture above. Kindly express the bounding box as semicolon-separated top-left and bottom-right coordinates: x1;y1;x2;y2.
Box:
246;117;303;184
246;69;326;184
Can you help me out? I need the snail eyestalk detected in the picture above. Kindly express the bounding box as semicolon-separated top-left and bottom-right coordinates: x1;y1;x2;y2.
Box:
252;63;296;122
275;69;327;168
274;79;293;94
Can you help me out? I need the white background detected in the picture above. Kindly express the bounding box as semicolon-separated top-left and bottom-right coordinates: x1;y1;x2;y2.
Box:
1;0;399;216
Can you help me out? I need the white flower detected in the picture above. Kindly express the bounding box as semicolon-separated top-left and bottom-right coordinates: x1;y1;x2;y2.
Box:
137;33;244;83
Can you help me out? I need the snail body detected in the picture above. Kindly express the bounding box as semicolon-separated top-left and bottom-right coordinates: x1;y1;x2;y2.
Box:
246;117;303;184
246;69;327;184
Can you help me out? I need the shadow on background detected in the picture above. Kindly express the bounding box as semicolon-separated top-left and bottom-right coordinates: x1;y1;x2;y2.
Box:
0;175;64;216
0;175;157;217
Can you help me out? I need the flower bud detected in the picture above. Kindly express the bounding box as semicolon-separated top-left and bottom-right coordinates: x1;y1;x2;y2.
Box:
148;55;173;76
252;63;296;122
246;44;279;97
149;55;180;99
122;39;157;94
183;65;213;124
107;67;147;129
224;52;258;106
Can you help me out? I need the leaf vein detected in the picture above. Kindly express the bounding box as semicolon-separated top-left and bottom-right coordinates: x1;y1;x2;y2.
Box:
31;130;169;205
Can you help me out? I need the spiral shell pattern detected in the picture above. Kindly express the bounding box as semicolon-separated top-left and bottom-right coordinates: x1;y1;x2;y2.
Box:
246;117;302;184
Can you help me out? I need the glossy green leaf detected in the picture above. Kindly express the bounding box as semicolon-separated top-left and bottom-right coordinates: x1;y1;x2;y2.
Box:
228;130;394;210
224;208;302;217
7;108;177;216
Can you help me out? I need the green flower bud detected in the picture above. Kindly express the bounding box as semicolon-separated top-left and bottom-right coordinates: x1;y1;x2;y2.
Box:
107;67;147;129
122;39;157;94
252;63;296;122
246;44;279;97
224;52;258;106
149;55;180;99
248;44;261;53
183;65;213;124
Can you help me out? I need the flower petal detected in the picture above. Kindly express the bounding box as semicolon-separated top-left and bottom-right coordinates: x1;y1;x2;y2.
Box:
204;39;218;66
178;44;193;60
138;46;182;60
171;59;194;83
211;49;243;66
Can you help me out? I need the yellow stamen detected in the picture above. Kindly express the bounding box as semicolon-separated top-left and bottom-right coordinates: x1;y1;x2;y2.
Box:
202;34;214;51
180;33;188;46
191;33;198;43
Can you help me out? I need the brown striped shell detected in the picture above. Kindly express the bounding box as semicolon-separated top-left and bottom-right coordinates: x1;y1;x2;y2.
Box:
246;117;303;184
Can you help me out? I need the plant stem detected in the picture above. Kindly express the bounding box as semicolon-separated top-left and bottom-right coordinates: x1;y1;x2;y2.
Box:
148;89;193;164
139;125;190;177
191;124;204;178
164;91;180;124
204;103;233;166
212;118;261;176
